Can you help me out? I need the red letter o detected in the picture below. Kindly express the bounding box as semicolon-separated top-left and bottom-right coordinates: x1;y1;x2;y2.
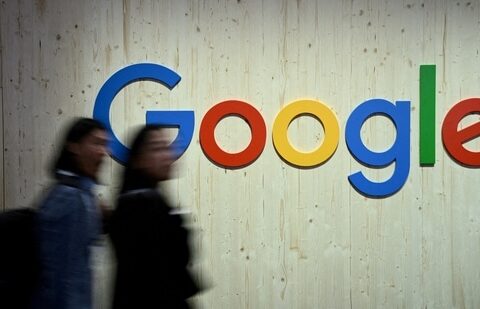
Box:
199;100;266;168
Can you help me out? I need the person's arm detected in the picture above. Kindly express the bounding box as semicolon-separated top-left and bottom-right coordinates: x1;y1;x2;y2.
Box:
38;187;87;309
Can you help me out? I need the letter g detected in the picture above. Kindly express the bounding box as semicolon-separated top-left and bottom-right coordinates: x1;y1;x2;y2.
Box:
93;63;194;164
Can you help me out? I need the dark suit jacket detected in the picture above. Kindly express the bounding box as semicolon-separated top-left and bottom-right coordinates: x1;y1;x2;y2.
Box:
109;189;199;309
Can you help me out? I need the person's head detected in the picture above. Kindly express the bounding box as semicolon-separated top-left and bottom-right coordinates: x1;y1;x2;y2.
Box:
120;125;175;192
52;118;108;181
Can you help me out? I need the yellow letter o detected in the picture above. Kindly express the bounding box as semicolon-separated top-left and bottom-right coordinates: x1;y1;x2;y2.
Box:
272;99;340;167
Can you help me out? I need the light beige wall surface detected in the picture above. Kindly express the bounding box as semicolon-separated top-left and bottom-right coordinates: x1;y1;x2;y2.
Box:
1;0;480;308
0;20;3;211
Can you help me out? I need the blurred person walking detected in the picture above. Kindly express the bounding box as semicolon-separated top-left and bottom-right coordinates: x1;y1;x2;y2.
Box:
32;118;109;309
109;125;200;309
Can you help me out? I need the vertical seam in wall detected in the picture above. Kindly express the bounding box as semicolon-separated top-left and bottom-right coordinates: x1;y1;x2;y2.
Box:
348;1;353;308
0;17;4;212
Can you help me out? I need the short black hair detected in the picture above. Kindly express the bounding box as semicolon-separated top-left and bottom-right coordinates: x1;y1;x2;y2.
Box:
119;124;164;193
51;117;106;178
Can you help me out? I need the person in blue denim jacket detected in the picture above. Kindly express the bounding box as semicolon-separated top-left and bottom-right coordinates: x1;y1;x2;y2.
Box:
32;118;109;309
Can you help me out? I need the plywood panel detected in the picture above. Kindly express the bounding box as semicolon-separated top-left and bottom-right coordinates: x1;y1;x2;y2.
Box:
1;0;480;308
0;15;3;211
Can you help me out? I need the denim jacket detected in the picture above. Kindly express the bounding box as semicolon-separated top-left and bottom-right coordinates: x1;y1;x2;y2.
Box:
32;171;101;309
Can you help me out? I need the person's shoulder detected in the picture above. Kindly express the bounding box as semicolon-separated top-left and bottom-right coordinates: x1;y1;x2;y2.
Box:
37;184;83;218
119;189;161;203
117;189;170;214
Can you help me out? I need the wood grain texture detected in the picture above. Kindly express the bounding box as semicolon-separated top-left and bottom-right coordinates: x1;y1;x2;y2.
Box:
0;10;3;211
1;0;480;308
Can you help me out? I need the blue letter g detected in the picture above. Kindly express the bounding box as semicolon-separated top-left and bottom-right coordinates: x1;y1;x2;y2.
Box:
93;63;194;164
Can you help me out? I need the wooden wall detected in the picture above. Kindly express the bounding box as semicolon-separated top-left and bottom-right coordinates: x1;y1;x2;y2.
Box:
1;0;480;308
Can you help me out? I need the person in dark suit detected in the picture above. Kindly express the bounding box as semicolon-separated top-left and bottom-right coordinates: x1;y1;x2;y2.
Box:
109;125;200;309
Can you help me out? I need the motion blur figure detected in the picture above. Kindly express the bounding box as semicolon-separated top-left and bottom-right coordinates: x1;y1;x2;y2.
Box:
32;118;108;309
109;125;200;309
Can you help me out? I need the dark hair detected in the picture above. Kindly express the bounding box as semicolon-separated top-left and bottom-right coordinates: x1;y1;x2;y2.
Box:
119;124;164;193
51;117;106;177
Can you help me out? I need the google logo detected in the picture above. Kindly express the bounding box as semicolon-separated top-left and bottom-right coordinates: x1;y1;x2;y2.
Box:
93;63;480;198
